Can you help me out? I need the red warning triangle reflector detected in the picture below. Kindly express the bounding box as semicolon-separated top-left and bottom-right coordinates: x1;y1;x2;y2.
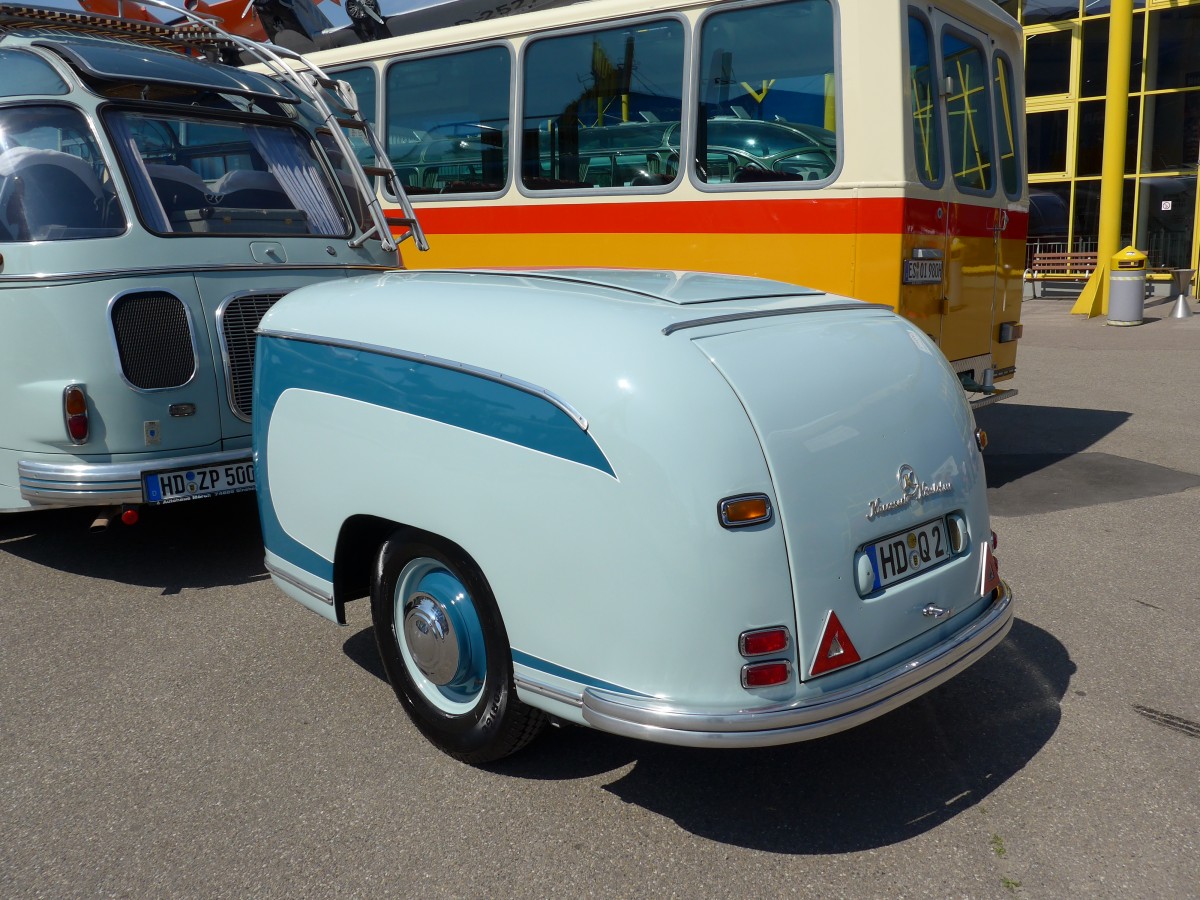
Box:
810;610;862;677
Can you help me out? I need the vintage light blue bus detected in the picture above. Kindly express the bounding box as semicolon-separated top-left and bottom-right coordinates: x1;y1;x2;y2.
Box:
0;3;420;524
254;268;1013;763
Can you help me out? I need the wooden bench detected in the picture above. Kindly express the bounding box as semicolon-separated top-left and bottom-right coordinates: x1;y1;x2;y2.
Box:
1024;251;1097;297
1025;250;1174;297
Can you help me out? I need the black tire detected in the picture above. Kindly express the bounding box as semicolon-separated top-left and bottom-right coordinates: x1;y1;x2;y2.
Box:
370;532;546;764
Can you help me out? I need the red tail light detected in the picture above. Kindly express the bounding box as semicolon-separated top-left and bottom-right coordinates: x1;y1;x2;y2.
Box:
63;384;89;444
739;627;790;657
741;660;791;688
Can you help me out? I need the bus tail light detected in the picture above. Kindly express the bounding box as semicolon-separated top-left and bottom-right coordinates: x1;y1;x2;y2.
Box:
63;384;89;444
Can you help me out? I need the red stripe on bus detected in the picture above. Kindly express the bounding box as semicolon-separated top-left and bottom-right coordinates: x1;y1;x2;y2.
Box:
391;197;1026;240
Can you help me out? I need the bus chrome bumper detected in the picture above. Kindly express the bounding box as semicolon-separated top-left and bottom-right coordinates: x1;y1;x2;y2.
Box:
17;448;251;508
580;580;1013;748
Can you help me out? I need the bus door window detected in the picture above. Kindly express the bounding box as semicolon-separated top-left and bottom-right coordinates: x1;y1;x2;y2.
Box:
992;51;1026;318
0;104;126;242
695;0;837;186
384;45;511;195
903;8;948;347
521;19;684;191
939;19;1000;362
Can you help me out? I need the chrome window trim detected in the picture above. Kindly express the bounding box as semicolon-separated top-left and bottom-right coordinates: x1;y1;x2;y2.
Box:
580;581;1013;748
257;329;591;432
106;287;199;393
217;289;293;423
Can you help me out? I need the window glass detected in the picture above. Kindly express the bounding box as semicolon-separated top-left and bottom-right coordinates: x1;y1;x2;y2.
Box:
385;46;511;195
942;30;995;193
696;0;837;186
332;66;378;167
0;105;125;242
993;53;1022;198
1141;92;1200;173
1146;7;1200;92
1082;1;1146;15
1080;16;1144;98
1140;175;1196;269
1071;178;1134;247
523;19;684;190
1025;29;1072;97
0;48;70;96
105;109;348;237
1075;96;1139;177
908;11;943;187
1020;2;1078;26
1026;109;1068;174
1027;184;1070;241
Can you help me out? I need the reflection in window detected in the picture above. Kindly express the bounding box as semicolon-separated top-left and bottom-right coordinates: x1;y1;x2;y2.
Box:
1141;92;1200;173
1071;178;1134;249
1020;2;1079;27
333;66;378;168
1027;109;1068;174
385;46;511;195
1146;7;1200;92
696;0;837;186
0;48;70;96
943;30;994;193
1080;16;1143;98
1024;29;1072;97
0;105;125;242
994;53;1022;198
1075;97;1139;177
523;20;684;190
908;12;942;187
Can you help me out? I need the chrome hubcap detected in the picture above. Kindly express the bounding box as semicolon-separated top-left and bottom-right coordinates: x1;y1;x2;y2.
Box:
403;591;459;685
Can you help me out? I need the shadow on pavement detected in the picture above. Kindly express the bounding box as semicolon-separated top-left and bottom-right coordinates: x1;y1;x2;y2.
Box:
975;402;1200;515
346;619;1073;854
0;493;267;592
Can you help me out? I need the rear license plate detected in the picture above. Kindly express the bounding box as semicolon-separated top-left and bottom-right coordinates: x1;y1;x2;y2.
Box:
143;460;255;504
865;516;950;590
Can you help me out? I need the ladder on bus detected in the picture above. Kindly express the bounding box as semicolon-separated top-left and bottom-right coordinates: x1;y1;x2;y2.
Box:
136;0;428;256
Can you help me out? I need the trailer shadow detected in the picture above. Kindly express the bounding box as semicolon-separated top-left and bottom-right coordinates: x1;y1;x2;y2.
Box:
0;493;267;592
344;617;1071;854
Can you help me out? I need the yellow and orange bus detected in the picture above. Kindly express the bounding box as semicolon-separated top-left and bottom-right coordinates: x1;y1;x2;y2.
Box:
310;0;1028;406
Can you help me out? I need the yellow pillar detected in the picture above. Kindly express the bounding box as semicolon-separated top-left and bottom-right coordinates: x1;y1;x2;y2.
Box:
1072;0;1135;317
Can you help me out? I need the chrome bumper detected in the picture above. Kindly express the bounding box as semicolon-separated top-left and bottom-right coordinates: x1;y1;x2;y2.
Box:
18;448;251;508
580;580;1014;748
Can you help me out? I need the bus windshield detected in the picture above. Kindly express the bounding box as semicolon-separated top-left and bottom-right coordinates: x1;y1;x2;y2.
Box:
0;104;126;242
104;109;351;238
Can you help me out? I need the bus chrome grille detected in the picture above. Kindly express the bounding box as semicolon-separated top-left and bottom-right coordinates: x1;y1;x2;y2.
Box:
220;292;285;421
110;292;196;390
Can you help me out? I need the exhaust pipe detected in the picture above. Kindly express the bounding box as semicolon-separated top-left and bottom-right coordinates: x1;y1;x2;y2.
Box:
89;505;140;532
90;506;121;532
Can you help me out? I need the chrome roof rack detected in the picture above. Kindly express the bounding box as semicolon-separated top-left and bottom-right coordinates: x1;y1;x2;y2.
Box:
0;2;426;254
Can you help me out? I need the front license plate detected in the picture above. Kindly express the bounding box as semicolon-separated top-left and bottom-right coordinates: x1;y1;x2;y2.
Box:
865;516;950;591
143;460;255;504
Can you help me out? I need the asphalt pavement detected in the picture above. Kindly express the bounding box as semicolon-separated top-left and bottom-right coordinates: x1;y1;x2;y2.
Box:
2;285;1198;899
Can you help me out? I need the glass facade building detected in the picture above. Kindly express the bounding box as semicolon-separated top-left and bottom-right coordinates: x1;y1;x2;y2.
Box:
1017;0;1199;273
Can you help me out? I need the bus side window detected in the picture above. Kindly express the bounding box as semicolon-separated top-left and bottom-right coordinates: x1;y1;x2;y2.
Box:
384;46;512;196
696;0;838;188
522;19;684;192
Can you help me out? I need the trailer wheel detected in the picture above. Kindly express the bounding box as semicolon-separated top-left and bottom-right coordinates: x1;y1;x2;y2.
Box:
370;533;545;763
